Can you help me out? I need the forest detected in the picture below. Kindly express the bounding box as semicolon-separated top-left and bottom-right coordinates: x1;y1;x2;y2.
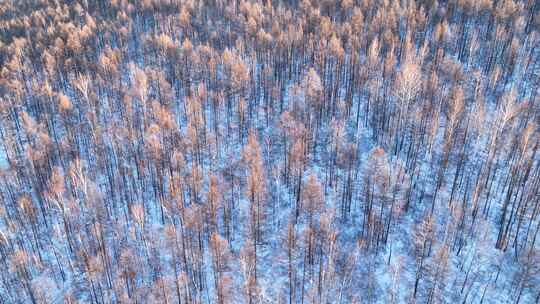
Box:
0;0;539;303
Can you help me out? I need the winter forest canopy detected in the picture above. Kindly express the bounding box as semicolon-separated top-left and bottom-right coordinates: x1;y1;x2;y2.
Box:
0;0;539;303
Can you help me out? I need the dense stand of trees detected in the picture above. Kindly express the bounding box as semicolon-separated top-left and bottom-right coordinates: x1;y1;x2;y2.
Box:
0;0;539;303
